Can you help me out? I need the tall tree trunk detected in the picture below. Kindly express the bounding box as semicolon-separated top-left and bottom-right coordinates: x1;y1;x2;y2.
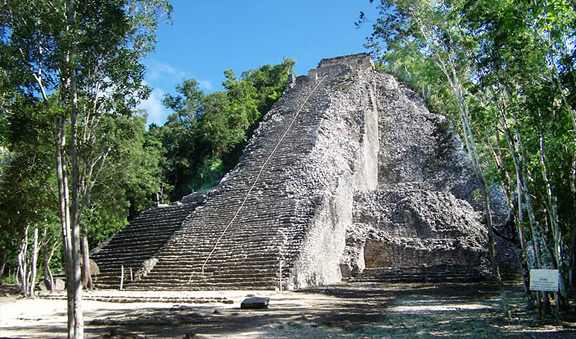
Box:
28;227;39;298
538;132;568;310
81;189;93;290
55;116;75;337
17;225;29;296
66;1;83;337
0;248;7;285
81;235;92;290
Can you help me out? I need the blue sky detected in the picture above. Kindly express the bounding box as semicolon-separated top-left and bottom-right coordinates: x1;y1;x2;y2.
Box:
138;0;380;126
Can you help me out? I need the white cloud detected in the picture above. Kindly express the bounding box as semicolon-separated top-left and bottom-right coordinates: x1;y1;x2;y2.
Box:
198;79;213;91
146;59;214;92
137;87;169;126
147;59;188;82
138;60;215;126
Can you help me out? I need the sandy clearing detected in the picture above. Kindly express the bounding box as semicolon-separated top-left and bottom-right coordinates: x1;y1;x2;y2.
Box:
1;282;576;338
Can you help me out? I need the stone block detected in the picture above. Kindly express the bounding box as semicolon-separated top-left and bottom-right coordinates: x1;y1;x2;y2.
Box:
241;297;270;309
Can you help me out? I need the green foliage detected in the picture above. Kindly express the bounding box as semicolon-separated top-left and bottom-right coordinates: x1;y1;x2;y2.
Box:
0;95;57;244
363;0;576;296
0;0;171;295
151;59;295;200
0;93;61;283
84;113;163;247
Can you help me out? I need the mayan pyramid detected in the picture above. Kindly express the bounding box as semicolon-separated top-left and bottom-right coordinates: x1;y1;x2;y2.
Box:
92;53;505;291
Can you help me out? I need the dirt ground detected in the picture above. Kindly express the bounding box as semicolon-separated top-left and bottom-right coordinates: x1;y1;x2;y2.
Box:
1;281;576;338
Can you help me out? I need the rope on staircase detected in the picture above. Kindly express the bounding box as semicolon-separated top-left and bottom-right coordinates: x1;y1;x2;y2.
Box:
190;75;328;282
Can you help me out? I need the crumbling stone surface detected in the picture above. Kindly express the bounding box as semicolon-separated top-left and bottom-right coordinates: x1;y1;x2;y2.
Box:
93;53;514;290
338;68;496;280
346;188;489;277
133;258;158;281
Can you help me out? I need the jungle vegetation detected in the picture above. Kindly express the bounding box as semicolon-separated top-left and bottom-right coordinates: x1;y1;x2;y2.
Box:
360;0;576;317
1;0;574;336
0;0;292;337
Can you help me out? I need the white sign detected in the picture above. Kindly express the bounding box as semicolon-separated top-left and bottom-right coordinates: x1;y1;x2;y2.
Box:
530;269;559;292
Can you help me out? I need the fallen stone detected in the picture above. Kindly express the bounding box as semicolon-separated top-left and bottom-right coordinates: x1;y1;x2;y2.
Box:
241;297;270;309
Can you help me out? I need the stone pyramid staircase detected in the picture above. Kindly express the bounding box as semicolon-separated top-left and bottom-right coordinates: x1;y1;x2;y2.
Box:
92;53;499;291
351;266;484;283
91;202;201;289
127;75;335;291
94;68;342;291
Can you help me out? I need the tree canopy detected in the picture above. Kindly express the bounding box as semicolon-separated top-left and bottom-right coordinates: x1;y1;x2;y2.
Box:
0;0;171;337
152;59;295;201
362;0;576;314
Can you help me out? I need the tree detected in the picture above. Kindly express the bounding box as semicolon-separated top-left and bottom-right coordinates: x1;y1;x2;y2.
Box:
0;95;59;296
462;0;576;313
362;0;576;317
154;60;295;200
158;79;206;198
0;1;171;337
84;113;163;245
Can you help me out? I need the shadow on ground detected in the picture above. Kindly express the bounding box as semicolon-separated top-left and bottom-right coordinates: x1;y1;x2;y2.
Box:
77;282;576;338
2;281;576;338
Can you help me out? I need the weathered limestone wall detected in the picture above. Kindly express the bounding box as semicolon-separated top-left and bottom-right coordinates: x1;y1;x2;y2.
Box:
353;189;488;270
287;64;380;287
340;71;493;279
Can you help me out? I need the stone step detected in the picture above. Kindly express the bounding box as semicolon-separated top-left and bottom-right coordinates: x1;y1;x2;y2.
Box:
143;268;280;280
127;279;278;291
42;294;233;304
95;252;281;268
351;274;482;283
351;266;484;283
148;261;280;271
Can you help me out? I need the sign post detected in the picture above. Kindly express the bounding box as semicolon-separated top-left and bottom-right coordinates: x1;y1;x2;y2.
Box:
529;269;559;292
530;269;559;321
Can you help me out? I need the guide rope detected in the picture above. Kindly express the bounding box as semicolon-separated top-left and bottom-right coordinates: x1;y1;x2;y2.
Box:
190;75;328;281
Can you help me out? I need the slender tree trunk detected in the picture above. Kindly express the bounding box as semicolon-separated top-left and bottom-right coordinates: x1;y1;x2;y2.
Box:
56;115;75;337
66;1;83;337
81;235;92;290
28;227;39;298
81;189;93;290
17;225;29;296
538;132;568;310
0;248;7;285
